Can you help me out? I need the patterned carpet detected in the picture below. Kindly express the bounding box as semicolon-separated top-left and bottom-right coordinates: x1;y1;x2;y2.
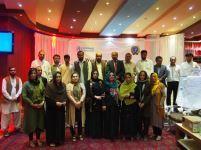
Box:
0;128;178;150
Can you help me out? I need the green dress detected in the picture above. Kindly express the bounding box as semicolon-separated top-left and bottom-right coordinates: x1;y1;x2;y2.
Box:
22;80;45;134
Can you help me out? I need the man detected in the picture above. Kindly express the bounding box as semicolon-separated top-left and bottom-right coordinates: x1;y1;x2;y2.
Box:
59;54;74;85
106;51;125;83
31;50;52;81
1;67;22;137
166;56;180;106
124;53;136;80
180;53;200;77
73;51;89;84
51;54;61;75
36;66;48;87
90;52;106;80
136;50;153;77
154;56;168;85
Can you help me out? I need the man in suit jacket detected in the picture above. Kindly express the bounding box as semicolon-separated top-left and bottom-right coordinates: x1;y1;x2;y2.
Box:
106;51;125;83
73;50;89;84
154;56;168;86
91;52;106;80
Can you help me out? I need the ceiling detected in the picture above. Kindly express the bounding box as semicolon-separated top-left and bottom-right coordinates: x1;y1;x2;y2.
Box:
0;0;201;38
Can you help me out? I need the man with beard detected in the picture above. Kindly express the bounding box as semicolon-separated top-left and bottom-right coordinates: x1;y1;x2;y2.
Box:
1;67;22;137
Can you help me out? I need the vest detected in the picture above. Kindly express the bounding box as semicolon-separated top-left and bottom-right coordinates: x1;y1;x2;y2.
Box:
74;61;88;83
91;60;106;80
2;76;21;102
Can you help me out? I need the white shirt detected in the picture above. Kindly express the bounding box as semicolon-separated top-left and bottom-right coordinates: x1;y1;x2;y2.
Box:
1;77;22;114
167;65;180;82
136;59;153;76
31;59;52;81
180;61;200;77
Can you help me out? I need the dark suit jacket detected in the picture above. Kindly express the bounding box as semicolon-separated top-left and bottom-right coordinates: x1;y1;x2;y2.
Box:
91;60;106;80
154;64;168;85
106;60;125;83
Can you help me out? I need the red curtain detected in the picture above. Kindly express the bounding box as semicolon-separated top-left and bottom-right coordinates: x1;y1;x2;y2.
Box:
185;42;201;56
0;17;35;84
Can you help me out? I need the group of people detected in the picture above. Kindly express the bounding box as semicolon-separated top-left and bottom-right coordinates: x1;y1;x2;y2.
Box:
0;49;200;147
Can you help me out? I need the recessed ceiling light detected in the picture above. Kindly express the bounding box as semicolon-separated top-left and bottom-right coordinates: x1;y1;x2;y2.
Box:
70;26;74;29
73;18;76;22
191;32;194;34
127;15;130;18
99;13;103;16
166;33;169;35
19;14;23;17
17;3;22;8
153;30;157;33
156;7;159;10
180;23;183;26
76;10;80;13
113;29;116;32
173;17;177;20
106;2;110;6
188;6;193;10
162;24;165;28
193;16;196;19
48;9;52;13
47;18;50;21
118;23;122;26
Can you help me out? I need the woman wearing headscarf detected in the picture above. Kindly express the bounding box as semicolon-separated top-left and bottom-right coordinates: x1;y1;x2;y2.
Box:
45;71;67;147
67;72;86;142
104;72;119;140
85;70;105;138
119;72;137;140
22;68;45;148
135;70;151;141
150;73;166;141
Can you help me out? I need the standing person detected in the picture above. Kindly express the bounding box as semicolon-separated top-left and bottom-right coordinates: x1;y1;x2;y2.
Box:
85;70;105;138
166;56;180;106
90;52;107;80
154;56;168;86
45;71;68;147
106;52;125;83
51;54;61;75
180;53;200;77
59;54;73;86
22;68;45;148
136;50;153;77
123;53;136;80
150;73;166;141
31;50;52;81
104;72;119;140
67;72;86;142
135;71;151;141
73;51;89;84
36;66;47;87
119;73;137;140
1;67;22;137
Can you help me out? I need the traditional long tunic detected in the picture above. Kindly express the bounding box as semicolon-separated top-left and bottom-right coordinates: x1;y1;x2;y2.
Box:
85;79;105;138
45;81;67;144
22;80;45;134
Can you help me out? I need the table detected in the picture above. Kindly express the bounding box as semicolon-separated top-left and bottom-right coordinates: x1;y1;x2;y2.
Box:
176;123;201;150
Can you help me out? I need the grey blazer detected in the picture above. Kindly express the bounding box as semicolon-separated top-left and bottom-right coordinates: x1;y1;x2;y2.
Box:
154;65;168;85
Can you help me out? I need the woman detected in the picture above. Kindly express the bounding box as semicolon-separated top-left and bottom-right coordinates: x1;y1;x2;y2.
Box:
85;70;105;138
104;72;119;140
45;71;67;147
135;71;151;141
119;72;137;140
67;72;86;142
22;68;45;148
150;73;166;141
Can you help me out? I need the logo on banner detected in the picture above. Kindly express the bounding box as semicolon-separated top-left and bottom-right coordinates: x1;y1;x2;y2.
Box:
131;46;140;55
77;46;94;52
